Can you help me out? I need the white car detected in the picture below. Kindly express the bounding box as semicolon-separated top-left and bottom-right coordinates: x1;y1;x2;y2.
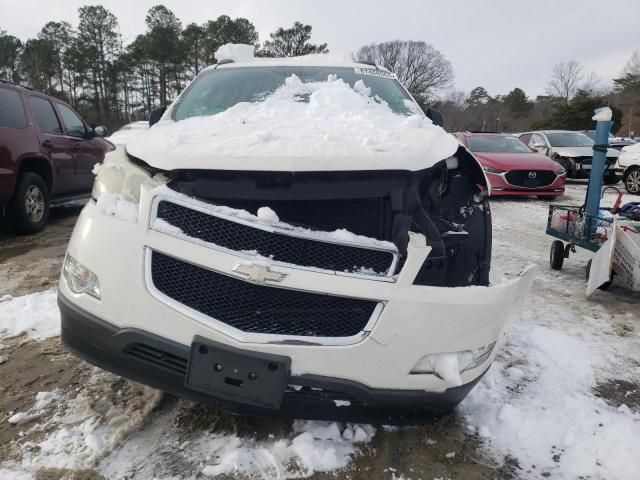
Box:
618;142;640;194
57;46;534;423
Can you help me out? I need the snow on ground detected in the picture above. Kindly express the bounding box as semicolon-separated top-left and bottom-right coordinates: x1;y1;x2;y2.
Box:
126;72;459;171
1;184;639;479
460;186;640;479
0;290;59;340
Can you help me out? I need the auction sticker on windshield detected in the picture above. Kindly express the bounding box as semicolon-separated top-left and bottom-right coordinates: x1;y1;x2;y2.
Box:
354;67;396;78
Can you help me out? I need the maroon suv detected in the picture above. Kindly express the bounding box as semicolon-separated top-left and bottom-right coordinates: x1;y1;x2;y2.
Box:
0;81;112;233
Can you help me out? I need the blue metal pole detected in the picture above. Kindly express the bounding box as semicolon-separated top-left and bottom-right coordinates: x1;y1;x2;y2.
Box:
584;108;612;218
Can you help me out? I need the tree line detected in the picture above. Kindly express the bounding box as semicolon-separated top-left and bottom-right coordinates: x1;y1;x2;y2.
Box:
435;55;640;136
0;5;328;128
1;4;638;137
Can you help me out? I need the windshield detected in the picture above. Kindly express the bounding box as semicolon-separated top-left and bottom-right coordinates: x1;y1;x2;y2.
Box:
546;132;594;147
467;135;532;153
172;66;416;120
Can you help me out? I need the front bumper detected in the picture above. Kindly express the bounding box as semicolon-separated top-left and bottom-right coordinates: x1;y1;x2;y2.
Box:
486;171;566;196
60;294;487;424
59;185;535;421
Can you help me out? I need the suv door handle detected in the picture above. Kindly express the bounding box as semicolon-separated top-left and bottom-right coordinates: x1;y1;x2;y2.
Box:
41;139;53;149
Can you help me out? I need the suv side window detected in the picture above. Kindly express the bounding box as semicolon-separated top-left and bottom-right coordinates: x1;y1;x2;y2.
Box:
530;133;546;147
57;103;87;138
519;133;531;145
29;96;62;135
0;88;27;129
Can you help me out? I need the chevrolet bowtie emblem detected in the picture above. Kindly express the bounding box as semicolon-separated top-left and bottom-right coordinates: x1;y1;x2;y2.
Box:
232;263;287;283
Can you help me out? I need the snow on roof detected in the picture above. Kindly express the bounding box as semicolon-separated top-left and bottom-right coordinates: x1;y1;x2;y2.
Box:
214;43;256;63
209;42;388;72
127;73;458;172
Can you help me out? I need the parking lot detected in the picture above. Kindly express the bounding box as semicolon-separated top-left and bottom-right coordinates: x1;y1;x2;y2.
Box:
1;181;638;479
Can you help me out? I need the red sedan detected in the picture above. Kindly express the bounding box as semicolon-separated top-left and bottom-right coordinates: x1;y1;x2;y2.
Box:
455;132;566;199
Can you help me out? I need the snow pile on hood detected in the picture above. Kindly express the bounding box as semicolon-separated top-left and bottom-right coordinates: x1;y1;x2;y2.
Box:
0;290;60;340
127;74;459;171
215;43;255;63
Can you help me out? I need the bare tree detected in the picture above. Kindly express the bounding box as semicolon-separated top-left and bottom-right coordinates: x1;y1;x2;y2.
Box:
580;71;607;96
545;60;584;102
622;50;640;76
355;40;453;104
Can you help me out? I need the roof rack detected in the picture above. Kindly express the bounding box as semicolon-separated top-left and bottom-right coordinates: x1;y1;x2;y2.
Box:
217;59;234;66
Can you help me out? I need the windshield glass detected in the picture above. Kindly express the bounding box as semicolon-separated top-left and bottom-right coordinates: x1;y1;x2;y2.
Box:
467;135;532;153
546;132;594;147
173;66;416;120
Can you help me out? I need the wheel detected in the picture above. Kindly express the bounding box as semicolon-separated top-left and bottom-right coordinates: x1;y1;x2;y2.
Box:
550;240;565;270
603;173;621;185
5;172;50;234
623;167;640;194
585;259;612;290
538;195;559;201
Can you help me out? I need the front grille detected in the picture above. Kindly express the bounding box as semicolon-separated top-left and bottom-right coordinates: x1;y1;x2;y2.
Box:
125;343;188;375
156;200;395;275
505;170;556;188
210;198;392;240
150;251;379;338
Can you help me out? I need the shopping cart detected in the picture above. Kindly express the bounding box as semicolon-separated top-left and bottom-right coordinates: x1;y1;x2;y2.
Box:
545;187;622;270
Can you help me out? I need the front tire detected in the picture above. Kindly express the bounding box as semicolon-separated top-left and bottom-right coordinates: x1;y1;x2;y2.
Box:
623;167;640;194
550;240;565;270
5;172;50;234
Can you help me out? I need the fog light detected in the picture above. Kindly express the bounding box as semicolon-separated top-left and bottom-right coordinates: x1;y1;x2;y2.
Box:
410;342;496;386
63;255;101;299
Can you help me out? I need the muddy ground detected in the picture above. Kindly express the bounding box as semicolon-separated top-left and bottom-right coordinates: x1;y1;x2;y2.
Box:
1;183;638;479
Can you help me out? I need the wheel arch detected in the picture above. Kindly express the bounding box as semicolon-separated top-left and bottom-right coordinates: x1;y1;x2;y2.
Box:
16;157;53;194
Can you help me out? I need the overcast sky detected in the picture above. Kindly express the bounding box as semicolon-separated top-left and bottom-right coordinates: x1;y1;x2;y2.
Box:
1;0;638;98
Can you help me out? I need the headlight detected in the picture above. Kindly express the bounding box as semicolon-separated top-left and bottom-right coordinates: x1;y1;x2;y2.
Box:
482;166;505;174
63;255;101;299
92;149;163;205
554;165;566;175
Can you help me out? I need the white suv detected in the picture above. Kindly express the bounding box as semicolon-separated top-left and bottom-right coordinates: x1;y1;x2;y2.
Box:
618;142;640;194
57;47;534;423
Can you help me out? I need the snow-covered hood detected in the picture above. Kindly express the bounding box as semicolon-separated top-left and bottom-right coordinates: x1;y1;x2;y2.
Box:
552;146;619;158
126;75;460;172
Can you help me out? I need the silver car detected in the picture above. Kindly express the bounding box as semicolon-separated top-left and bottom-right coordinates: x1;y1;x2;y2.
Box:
518;130;621;184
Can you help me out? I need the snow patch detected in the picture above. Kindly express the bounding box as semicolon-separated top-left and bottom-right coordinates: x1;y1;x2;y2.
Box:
0;290;60;340
96;192;139;222
461;325;640;479
215;43;255;63
200;421;375;478
257;206;280;224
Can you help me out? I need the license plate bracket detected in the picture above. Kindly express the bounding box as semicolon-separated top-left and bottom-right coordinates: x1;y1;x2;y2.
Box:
186;336;290;409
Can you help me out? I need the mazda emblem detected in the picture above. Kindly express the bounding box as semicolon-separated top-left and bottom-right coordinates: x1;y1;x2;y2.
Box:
528;171;537;179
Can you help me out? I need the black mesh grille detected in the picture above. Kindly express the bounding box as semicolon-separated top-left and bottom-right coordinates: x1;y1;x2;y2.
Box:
156;201;395;274
150;252;378;337
210;197;392;240
505;170;557;187
125;343;188;375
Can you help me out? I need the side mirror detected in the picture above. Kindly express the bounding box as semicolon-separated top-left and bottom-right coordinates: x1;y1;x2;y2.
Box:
425;107;444;128
531;142;546;149
149;105;167;127
93;125;108;137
